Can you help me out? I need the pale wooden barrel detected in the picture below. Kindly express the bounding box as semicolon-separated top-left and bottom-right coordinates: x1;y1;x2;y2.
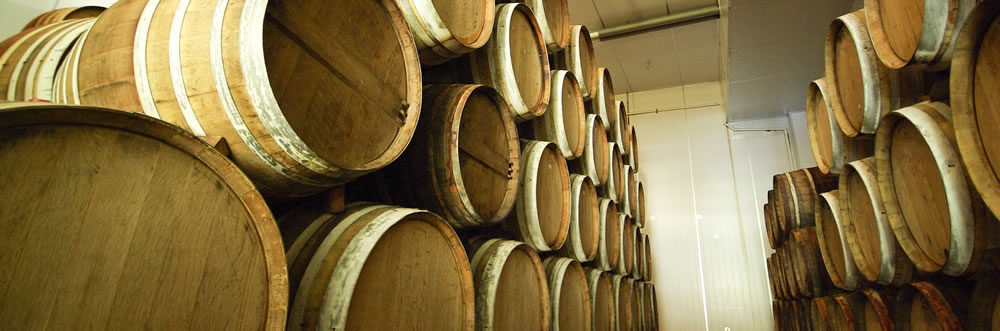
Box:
641;232;652;281
634;180;646;229
951;0;1000;223
543;257;592;331
773;167;839;234
586;269;615;331
572;114;611;187
630;225;642;279
626;124;640;172
21;6;104;30
807;77;845;174
0;103;286;329
615;213;635;275
613;101;631;154
861;288;896;331
0;19;94;102
627;278;642;329
282;203;474;330
464;3;550;122
57;0;423;199
815;191;865;291
592;198;621;271
829;293;866;331
601;142;625;203
503;140;571;251
839;157;915;286
969;277;1000;331
826;10;912;137
875;101;994;276
894;281;968;331
51;19;89;104
788;227;835;298
586;67;616;132
625;166;638;221
559;174;600;262
611;274;635;331
552;24;597;99
865;0;977;70
500;0;570;52
810;296;835;331
468;238;550;330
766;190;781;249
532;70;586;159
395;0;494;65
379;84;519;228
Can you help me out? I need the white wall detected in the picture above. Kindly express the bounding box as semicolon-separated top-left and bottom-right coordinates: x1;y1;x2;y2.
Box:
0;0;117;37
621;83;814;330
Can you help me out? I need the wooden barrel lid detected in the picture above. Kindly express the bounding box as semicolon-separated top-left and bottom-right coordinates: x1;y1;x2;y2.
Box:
815;191;864;291
861;288;896;331
510;0;571;52
21;6;104;31
894;281;968;331
865;0;976;70
470;239;550;330
602;142;625;203
616;213;635;275
594;198;621;271
586;269;615;331
543;257;592;331
0;103;286;329
397;0;494;65
826;10;895;137
611;274;634;331
505;140;570;251
553;25;597;99
559;174;600;262
536;70;586;159
573;114;610;187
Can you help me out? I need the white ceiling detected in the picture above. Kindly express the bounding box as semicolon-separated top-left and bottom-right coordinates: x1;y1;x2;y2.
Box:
568;0;861;121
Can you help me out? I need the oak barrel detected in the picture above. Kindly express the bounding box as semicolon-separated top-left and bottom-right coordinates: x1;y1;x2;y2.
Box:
969;277;1000;331
641;232;652;281
559;174;600;262
0;103;286;329
500;0;570;52
634;180;646;229
573;114;611;187
840;157;915;286
789;227;835;298
815;191;865;291
825;10;913;137
21;6;104;30
830;292;866;331
861;287;896;331
586;67;616;132
395;0;494;65
811;296;835;331
543;257;592;331
865;0;976;70
630;225;643;279
611;274;634;331
57;0;424;199
616;213;636;275
586;269;615;331
626;124;640;172
552;24;597;99
614;101;631;154
876;101;994;276
0;18;94;102
625;166;638;221
282;203;474;330
503;140;571;251
378;84;519;228
806;77;845;174
951;0;1000;222
894;281;969;331
468;238;550;330
532;70;586;159
593;198;622;271
601;142;626;203
773;167;838;233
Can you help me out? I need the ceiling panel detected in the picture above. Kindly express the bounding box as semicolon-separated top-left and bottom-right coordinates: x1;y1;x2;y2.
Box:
668;0;719;12
727;37;822;82
568;0;603;29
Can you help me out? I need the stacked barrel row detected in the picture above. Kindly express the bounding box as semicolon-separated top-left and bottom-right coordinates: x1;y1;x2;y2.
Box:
0;0;658;330
773;0;1000;329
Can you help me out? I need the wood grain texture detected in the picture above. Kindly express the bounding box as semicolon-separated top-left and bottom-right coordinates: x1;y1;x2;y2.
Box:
378;84;519;228
551;25;596;99
600;142;625;203
571;114;610;187
533;70;585;160
543;257;592;331
815;191;866;291
866;0;976;70
469;239;550;331
559;174;600;262
611;274;633;331
503;140;570;251
0;19;93;102
861;287;897;331
586;269;615;331
67;0;422;199
396;0;494;65
281;203;474;331
0;103;286;330
592;198;621;271
615;213;635;276
893;281;969;331
21;6;104;31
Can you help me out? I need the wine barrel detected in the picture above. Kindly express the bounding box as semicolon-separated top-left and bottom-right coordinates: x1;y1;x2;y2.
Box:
395;0;494;65
611;274;634;331
648;283;659;330
21;6;104;30
641;232;652;281
773;301;785;331
638;282;653;331
0;19;94;102
779;244;803;299
586;269;615;331
543;257;592;331
0;103;286;329
500;0;570;52
894;281;969;331
504;140;571;251
811;296;835;331
552;24;597;99
815;191;865;291
634;180;645;229
865;0;977;70
625;166;638;221
601;142;625;203
766;190;782;249
830;292;866;331
767;254;783;300
840;157;915;286
627;278;642;329
773;167;839;233
794;299;814;331
57;0;423;199
969;277;1000;331
572;114;611;187
532;70;586;160
613;101;630;154
789;227;835;298
467;238;550;330
861;287;896;331
592;198;621;271
876;101;995;276
616;213;636;275
51;19;89;105
586;67;616;132
626;124;640;172
378;84;519;228
807;78;846;174
282;203;474;330
952;0;1000;222
630;226;643;279
559;174;600;262
825;10;913;137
